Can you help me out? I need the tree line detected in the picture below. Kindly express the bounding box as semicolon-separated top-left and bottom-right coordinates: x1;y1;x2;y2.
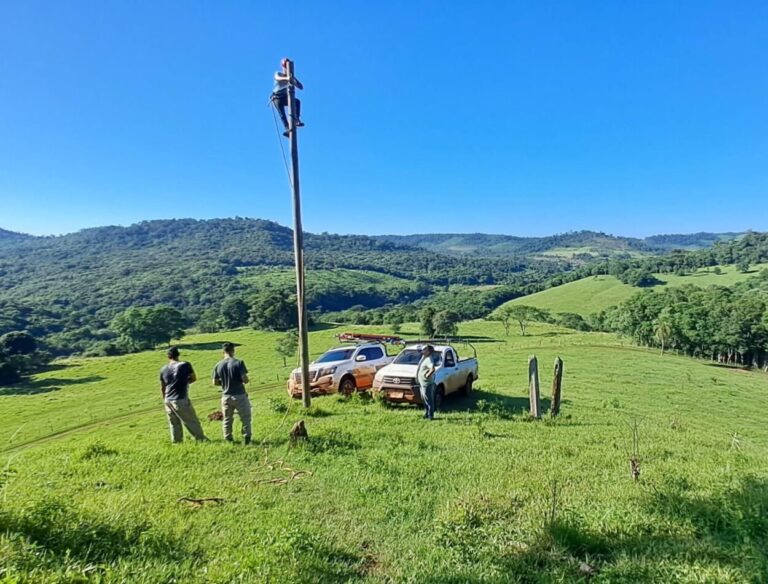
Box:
592;272;768;368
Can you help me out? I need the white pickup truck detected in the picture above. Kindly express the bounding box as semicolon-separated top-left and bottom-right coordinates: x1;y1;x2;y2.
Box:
372;342;479;407
287;341;394;398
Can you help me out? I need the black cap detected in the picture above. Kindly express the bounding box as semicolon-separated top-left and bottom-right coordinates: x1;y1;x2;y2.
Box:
223;342;235;354
167;346;180;359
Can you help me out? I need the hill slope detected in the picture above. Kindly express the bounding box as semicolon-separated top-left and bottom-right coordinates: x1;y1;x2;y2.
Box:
497;263;768;317
2;321;767;581
0;218;550;353
375;230;742;258
0;228;32;241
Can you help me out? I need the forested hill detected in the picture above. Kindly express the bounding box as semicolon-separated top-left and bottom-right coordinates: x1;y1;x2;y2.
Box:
374;230;743;257
0;228;32;241
644;232;743;251
0;218;560;355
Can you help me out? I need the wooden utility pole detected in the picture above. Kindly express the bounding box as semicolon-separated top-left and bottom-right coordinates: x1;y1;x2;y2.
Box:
528;355;541;418
551;357;563;417
286;59;311;408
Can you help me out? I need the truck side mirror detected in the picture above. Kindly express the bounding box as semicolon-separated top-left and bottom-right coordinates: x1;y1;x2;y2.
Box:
355;355;367;362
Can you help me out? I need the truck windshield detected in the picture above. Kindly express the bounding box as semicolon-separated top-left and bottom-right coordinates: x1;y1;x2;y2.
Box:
316;348;355;363
393;349;443;366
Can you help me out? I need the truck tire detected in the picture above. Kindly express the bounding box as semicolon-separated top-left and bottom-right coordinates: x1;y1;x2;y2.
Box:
461;375;473;396
339;376;356;396
436;385;446;411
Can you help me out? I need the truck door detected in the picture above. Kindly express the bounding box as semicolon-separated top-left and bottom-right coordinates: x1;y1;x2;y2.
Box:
443;349;459;393
354;346;386;389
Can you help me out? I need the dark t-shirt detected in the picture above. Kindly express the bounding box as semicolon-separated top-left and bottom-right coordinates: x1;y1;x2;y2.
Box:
213;358;248;396
160;361;195;400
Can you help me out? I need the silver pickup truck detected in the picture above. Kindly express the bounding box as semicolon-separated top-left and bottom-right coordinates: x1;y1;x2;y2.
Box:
287;341;394;398
372;341;478;407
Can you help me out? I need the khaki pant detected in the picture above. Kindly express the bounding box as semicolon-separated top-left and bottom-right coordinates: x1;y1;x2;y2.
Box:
164;398;207;443
222;394;252;440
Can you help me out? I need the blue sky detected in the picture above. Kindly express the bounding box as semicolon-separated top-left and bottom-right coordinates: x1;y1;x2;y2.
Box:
1;1;767;237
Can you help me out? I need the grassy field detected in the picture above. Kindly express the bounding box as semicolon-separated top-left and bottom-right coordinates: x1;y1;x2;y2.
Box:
497;263;768;317
2;322;768;582
536;247;646;260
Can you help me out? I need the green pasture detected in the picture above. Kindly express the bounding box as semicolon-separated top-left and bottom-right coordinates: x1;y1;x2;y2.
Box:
536;246;646;260
497;263;768;317
2;322;768;582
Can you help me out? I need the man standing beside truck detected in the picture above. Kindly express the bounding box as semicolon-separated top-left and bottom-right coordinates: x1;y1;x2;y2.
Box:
213;342;252;445
417;345;438;420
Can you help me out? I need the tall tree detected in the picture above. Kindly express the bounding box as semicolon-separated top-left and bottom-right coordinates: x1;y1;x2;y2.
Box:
0;331;49;386
111;306;186;351
220;297;250;329
506;305;550;336
420;306;436;338
653;309;674;355
275;329;299;367
433;310;460;337
249;289;298;331
385;311;403;334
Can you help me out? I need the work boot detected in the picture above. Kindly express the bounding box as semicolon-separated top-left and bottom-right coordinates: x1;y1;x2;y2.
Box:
283;129;290;137
244;436;252;446
296;120;305;127
225;436;234;443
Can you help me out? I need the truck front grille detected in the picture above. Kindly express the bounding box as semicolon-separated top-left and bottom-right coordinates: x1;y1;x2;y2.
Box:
293;371;320;383
383;376;416;386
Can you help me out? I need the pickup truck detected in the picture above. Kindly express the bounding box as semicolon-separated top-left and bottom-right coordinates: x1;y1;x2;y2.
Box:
372;342;479;407
287;341;395;398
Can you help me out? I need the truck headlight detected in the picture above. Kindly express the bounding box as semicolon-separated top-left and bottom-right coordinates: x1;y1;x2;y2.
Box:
318;366;337;377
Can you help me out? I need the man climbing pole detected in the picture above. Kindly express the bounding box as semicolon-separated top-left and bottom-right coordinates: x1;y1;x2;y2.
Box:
271;57;304;137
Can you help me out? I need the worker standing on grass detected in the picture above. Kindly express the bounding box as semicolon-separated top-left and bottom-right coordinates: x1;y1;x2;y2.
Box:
213;342;252;445
271;57;304;137
160;347;208;443
417;345;438;421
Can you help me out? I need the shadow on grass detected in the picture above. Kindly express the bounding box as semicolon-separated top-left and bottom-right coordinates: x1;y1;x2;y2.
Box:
0;375;106;396
304;429;360;454
310;322;339;332
704;362;751;372
441;388;551;418
177;341;241;351
425;475;768;581
454;335;504;344
0;498;192;564
536;331;576;338
527;477;768;577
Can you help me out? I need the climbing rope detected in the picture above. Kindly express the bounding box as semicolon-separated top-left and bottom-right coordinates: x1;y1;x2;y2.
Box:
269;99;293;188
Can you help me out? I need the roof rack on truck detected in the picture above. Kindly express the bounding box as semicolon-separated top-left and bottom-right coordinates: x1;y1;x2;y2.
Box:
403;338;477;359
336;332;405;345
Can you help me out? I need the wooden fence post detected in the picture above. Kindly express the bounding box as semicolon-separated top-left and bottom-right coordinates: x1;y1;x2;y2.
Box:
551;357;563;417
528;355;541;418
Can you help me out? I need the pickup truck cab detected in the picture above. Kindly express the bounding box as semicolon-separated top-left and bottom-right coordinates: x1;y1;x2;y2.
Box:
287;342;394;398
372;342;479;407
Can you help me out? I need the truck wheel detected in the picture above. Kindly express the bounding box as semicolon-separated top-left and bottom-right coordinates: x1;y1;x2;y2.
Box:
339;376;356;396
461;375;473;396
436;385;446;411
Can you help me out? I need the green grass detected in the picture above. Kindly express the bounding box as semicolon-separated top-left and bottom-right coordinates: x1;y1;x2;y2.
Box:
2;322;768;582
497;263;768;317
536;246;646;259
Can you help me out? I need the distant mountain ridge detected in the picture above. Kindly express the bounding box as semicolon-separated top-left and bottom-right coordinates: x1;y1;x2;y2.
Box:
0;228;32;241
0;224;744;258
373;230;744;257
